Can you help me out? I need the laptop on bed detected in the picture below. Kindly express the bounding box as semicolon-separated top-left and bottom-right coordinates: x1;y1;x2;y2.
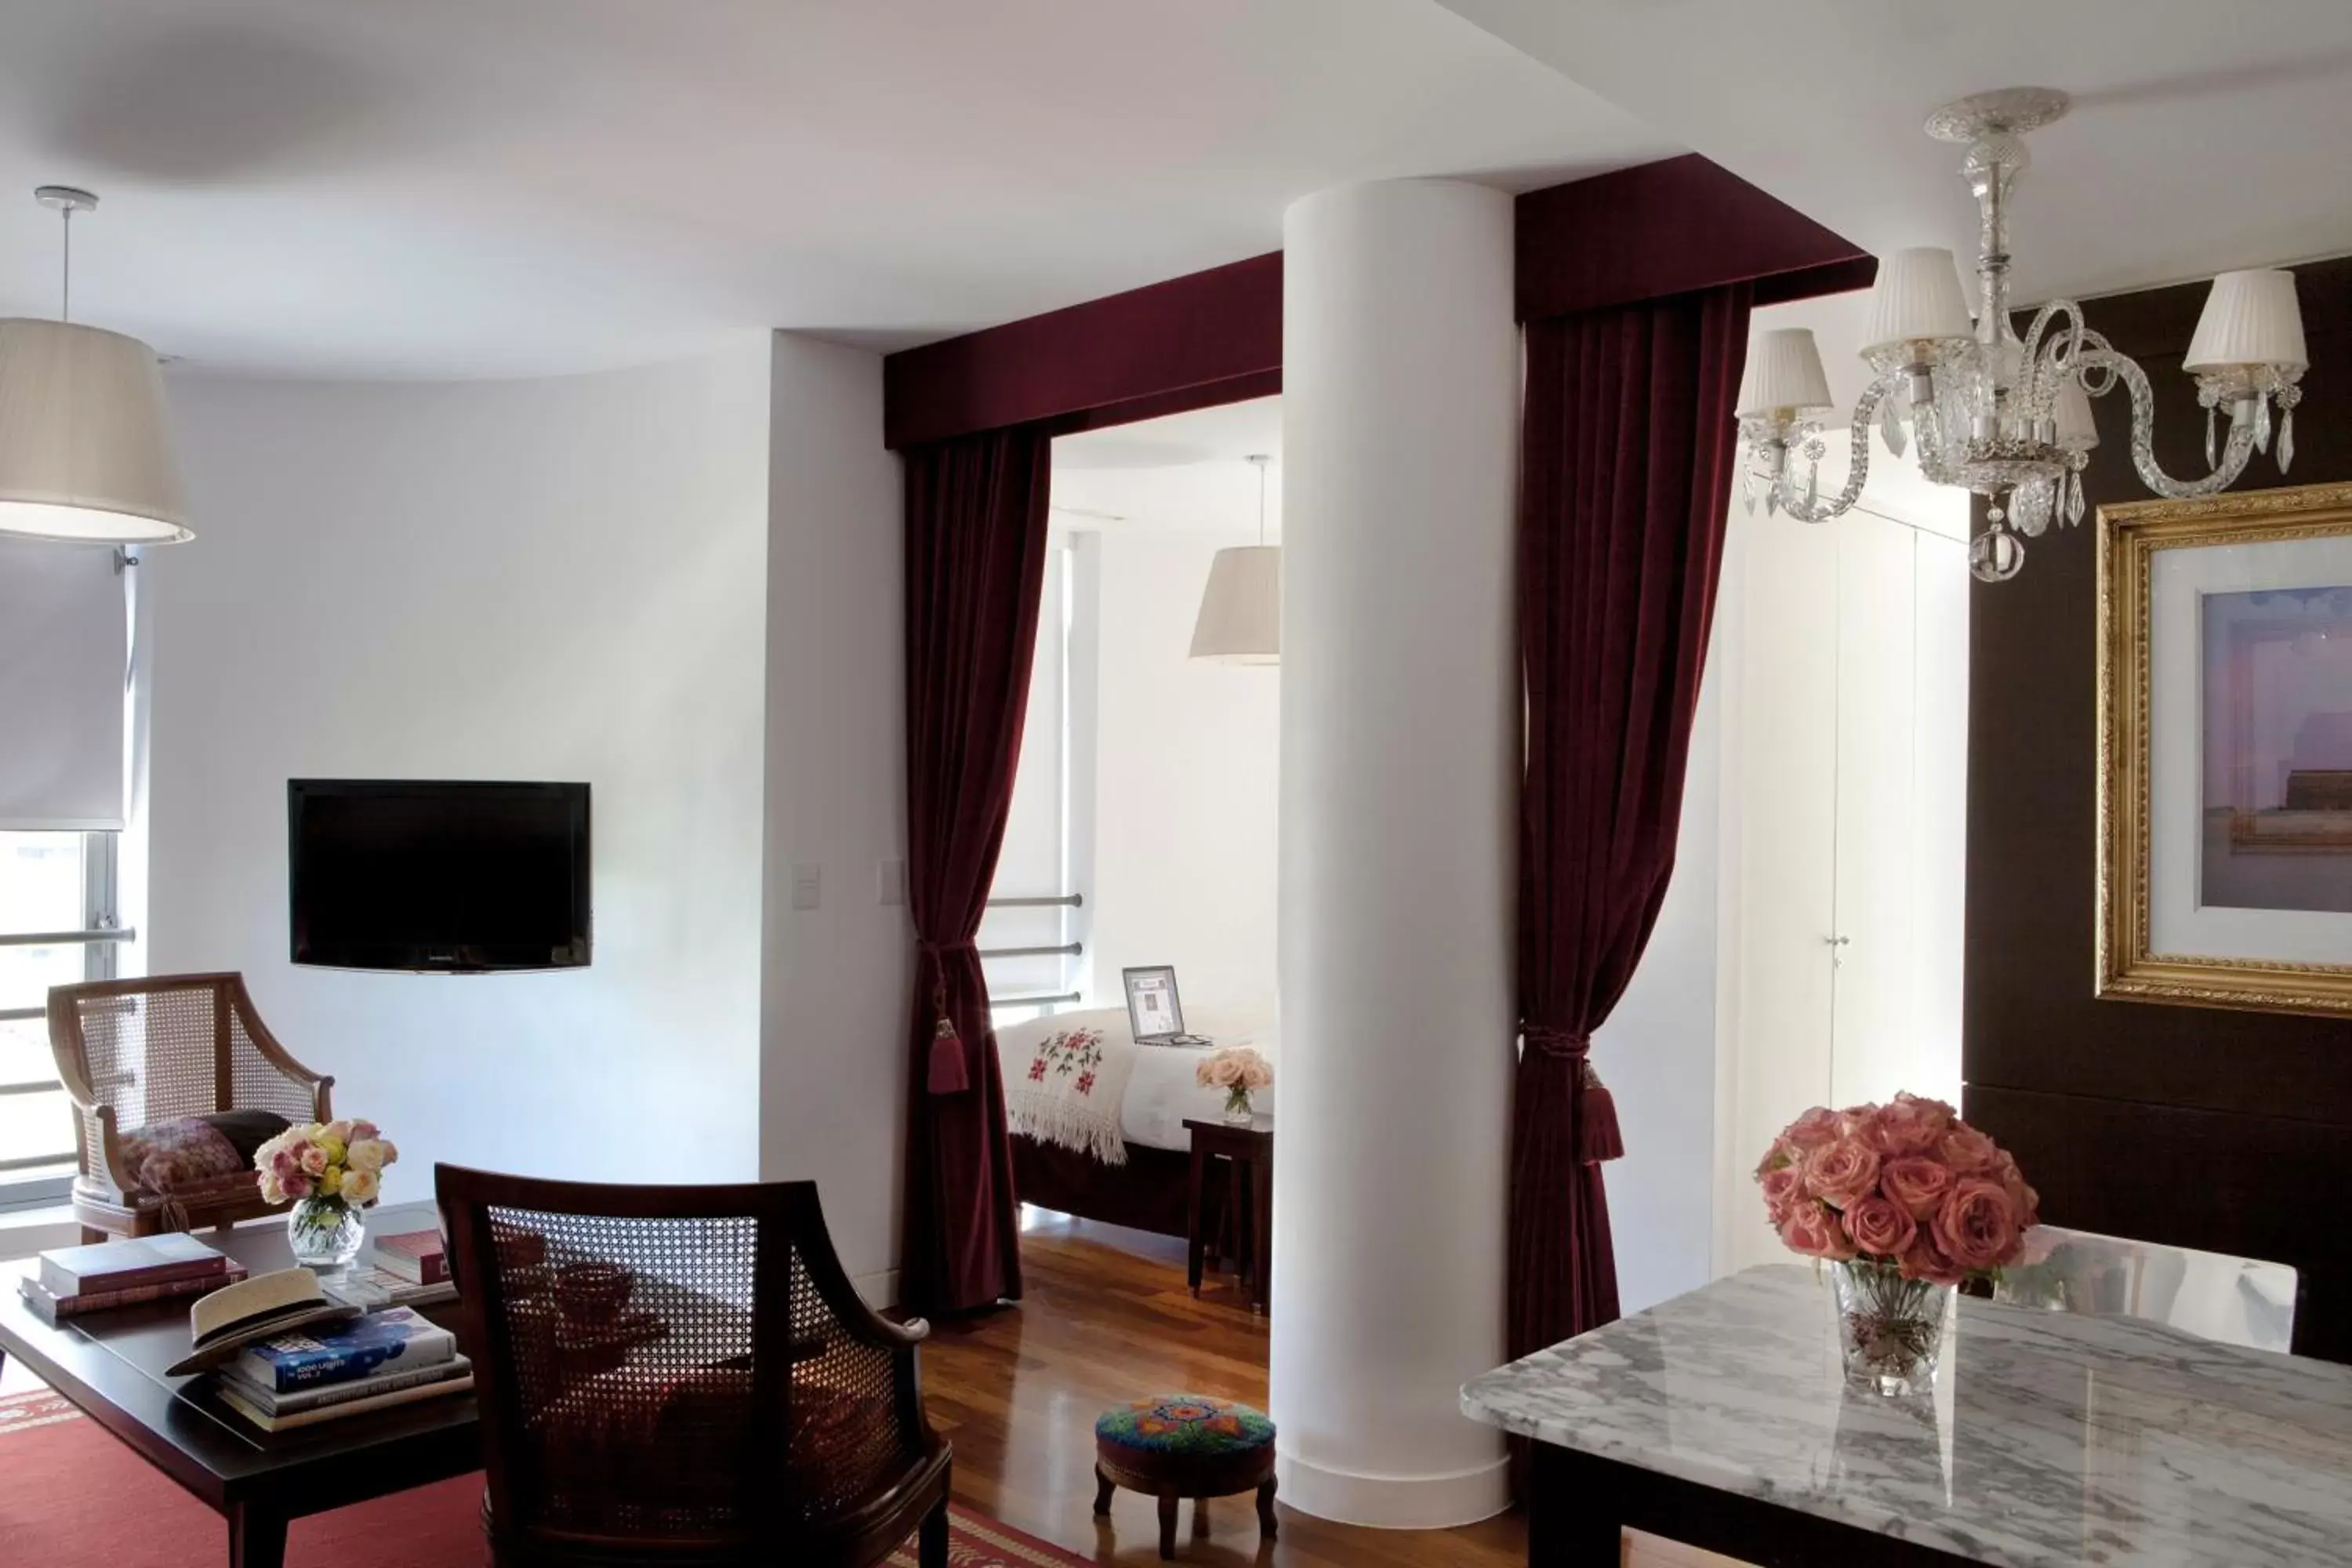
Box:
1122;965;1210;1047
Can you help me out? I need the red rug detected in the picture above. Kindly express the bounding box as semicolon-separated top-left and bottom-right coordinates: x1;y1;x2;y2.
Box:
0;1387;1083;1566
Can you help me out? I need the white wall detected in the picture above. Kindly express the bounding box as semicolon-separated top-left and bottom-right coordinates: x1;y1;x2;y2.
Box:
1086;526;1280;1018
757;333;911;1297
146;344;775;1203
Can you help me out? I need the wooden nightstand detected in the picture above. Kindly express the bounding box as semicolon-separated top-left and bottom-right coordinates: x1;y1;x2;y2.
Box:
1183;1115;1272;1314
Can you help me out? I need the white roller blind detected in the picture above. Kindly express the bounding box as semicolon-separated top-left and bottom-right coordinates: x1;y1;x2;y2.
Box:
0;536;126;829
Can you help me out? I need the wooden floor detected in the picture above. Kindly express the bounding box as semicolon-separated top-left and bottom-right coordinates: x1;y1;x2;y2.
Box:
923;1208;1528;1567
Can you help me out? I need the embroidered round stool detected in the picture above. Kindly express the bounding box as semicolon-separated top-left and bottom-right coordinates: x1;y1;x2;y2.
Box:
1093;1393;1278;1559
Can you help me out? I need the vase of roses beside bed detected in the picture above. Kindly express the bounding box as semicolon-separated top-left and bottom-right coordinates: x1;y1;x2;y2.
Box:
257;1120;400;1270
1197;1046;1273;1125
1757;1094;2038;1396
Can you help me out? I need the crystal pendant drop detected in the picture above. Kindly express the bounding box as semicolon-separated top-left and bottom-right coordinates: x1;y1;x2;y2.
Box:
1804;462;1819;514
1969;527;2025;583
2255;395;2273;455
2281;408;2296;473
1742;465;1757;515
2013;481;2051;537
1765;483;1779;518
2205;405;2218;470
2067;472;2084;525
1879;394;1907;459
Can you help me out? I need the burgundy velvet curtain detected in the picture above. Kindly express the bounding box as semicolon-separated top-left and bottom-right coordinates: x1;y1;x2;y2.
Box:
1509;284;1753;1361
899;424;1054;1316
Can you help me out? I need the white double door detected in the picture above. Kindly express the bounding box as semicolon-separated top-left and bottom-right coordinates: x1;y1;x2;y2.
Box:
1719;506;1969;1277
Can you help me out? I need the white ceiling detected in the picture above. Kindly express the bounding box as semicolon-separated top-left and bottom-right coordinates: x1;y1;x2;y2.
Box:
1054;397;1284;471
1051;397;1285;536
0;0;1675;379
1434;0;2352;304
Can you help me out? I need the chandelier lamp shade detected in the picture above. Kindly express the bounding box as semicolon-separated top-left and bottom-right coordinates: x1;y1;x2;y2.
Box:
1189;452;1280;663
1735;88;2309;583
0;187;192;546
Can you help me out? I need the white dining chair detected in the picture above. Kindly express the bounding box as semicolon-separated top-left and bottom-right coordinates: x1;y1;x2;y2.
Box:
1994;1225;2298;1353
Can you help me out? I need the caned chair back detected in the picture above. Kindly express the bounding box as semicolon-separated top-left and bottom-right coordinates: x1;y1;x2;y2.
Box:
436;1165;943;1563
47;973;329;1195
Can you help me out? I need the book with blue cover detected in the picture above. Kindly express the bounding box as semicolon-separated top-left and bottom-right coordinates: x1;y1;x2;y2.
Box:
230;1306;458;1392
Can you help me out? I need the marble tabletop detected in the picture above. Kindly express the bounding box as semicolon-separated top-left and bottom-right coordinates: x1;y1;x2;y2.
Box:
1461;1264;2352;1566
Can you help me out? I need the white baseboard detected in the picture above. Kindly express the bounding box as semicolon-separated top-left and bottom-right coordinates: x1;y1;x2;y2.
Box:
855;1267;901;1312
0;1205;79;1263
1272;1446;1512;1530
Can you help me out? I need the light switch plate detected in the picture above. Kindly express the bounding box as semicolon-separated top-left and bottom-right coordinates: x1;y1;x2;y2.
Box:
790;863;822;911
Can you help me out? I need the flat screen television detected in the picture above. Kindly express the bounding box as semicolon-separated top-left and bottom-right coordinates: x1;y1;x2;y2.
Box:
288;780;590;972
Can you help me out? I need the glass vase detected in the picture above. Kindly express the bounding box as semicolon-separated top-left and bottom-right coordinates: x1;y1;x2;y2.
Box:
287;1193;366;1270
1830;1259;1951;1396
1221;1087;1255;1126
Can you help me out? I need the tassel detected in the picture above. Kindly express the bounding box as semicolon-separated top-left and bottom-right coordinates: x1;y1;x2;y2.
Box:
927;1007;969;1094
1575;1061;1625;1165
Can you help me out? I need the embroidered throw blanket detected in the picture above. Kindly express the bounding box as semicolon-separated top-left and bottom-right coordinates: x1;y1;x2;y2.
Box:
1001;1022;1138;1166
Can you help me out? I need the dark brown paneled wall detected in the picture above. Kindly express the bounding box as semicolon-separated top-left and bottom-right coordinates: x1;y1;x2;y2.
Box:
1965;255;2352;1361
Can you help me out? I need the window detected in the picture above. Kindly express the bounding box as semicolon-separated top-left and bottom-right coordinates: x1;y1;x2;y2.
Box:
982;535;1095;1027
0;830;121;1210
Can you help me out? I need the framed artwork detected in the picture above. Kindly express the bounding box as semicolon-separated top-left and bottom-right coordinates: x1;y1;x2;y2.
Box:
2098;481;2352;1017
1121;965;1185;1040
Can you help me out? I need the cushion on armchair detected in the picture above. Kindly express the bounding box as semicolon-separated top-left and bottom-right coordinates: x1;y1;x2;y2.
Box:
111;1110;292;1200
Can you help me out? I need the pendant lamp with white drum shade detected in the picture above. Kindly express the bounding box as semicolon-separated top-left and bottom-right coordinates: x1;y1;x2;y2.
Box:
1189;452;1279;663
0;187;192;545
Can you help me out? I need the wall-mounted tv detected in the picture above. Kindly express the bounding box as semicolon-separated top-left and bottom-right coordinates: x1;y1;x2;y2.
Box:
289;780;590;972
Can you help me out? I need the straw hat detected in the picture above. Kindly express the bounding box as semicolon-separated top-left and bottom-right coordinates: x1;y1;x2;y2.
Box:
165;1268;362;1376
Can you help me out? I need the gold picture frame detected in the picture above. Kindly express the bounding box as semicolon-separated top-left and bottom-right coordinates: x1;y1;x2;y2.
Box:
2097;480;2352;1018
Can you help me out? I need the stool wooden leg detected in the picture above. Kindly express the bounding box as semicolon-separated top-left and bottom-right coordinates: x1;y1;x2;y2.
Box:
1093;1466;1116;1516
1256;1476;1279;1539
1157;1491;1179;1559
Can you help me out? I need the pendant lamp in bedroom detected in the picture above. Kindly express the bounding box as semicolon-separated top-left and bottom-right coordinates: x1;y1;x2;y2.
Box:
0;187;193;545
1189;452;1279;663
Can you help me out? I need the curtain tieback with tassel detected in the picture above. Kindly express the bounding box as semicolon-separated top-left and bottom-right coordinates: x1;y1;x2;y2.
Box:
1523;1023;1626;1165
920;939;980;1094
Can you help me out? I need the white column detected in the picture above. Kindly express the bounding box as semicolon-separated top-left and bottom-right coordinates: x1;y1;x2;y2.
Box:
1271;180;1519;1528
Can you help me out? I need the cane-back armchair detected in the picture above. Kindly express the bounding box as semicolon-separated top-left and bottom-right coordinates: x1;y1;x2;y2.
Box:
436;1164;951;1568
48;973;333;1242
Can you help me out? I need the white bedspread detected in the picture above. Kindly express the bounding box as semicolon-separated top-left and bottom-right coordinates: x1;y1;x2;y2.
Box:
994;1007;1276;1156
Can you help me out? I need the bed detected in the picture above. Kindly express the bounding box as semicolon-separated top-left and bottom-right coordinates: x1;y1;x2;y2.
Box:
995;1007;1276;1240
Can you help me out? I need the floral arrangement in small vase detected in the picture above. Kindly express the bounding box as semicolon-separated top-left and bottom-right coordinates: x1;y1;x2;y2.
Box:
256;1120;400;1271
1197;1046;1273;1125
1756;1094;2038;1396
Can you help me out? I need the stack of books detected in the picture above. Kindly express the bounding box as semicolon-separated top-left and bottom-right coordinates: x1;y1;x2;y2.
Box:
17;1234;246;1326
212;1305;472;1432
324;1229;456;1311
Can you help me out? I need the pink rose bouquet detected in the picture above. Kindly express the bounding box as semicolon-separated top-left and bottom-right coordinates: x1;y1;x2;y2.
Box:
256;1118;400;1210
1197;1046;1273;1122
1755;1094;2037;1284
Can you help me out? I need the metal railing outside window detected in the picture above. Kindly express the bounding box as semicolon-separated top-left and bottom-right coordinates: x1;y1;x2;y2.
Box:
0;830;129;1209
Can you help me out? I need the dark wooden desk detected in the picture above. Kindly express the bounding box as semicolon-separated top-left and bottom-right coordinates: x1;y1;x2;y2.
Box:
1183;1116;1272;1314
0;1226;480;1568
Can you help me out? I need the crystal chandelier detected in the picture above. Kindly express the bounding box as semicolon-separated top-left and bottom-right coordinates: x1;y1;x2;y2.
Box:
1734;88;2310;582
